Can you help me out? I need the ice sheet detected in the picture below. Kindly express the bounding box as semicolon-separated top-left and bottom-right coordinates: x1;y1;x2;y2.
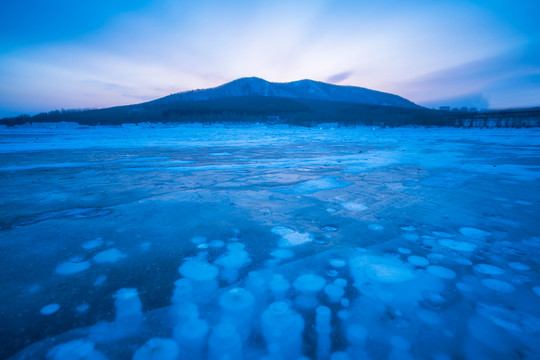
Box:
1;125;539;360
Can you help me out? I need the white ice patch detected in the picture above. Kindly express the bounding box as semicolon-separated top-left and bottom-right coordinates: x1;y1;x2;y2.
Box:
473;264;505;275
93;248;126;263
55;261;90;275
459;227;490;239
40;303;60;315
426;266;456;279
82;238;104;250
340;202;368;211
271;226;313;247
482;279;516;293
438;239;477;252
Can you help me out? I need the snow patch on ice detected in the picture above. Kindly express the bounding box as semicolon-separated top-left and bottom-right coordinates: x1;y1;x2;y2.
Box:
271;226;313;247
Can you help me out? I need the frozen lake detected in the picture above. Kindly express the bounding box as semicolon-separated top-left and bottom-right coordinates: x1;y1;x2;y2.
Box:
1;125;540;360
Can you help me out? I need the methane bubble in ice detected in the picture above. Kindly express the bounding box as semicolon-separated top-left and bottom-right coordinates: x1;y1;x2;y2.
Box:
321;225;338;232
55;261;90;275
82;238;104;250
294;274;326;309
473;263;505;275
401;226;416;231
340;202;368;211
509;262;530;271
215;243;251;283
173;318;208;359
334;278;347;288
218;288;255;339
269;274;290;300
398;247;412;254
482;279;516;293
407;255;429;267
93;248;126;263
47;339;107;360
363;264;416;283
476;303;540;334
438;239;477;252
324;283;345;303
426;265;456;279
368;224;384;231
132;338;179;360
40;303;60;315
433;231;453;238
76;303;89;313
329;258;347;268
261;301;304;360
459;227;490;238
178;258;218;303
208;323;243;360
532;286;540;297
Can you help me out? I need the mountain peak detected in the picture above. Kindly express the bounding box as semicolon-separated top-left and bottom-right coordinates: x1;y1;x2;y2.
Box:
155;77;419;108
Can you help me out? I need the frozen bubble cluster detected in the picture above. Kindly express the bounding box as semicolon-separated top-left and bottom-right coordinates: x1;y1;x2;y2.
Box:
3;126;540;360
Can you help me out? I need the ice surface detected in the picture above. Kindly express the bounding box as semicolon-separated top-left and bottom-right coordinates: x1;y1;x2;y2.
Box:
2;125;540;360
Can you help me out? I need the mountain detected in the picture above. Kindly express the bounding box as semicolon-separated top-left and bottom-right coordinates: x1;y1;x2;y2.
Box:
150;77;419;108
9;77;537;127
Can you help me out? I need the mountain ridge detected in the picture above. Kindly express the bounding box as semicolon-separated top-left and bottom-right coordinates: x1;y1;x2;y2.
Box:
150;77;420;109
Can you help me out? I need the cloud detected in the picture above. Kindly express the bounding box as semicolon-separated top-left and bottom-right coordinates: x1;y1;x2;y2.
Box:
326;71;353;84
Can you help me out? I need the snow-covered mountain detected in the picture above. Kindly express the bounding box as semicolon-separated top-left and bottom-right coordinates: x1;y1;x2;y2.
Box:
151;77;419;108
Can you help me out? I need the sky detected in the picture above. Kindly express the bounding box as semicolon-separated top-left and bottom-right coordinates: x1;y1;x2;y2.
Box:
1;0;539;117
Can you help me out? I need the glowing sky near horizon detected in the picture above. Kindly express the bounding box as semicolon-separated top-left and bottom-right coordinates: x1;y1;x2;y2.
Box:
1;0;539;117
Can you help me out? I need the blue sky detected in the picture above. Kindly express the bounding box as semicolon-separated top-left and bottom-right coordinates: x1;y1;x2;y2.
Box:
1;0;539;117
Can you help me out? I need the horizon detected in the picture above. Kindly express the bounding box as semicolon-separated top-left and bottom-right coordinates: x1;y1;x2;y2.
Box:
1;1;539;118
